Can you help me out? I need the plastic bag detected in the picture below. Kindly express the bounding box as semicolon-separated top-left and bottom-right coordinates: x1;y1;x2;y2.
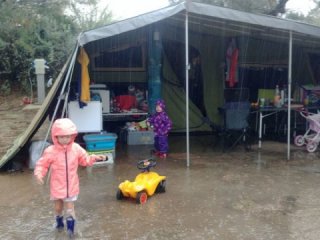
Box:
28;140;51;169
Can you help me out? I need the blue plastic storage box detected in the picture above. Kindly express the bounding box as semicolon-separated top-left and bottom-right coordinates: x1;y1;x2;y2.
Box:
83;133;117;151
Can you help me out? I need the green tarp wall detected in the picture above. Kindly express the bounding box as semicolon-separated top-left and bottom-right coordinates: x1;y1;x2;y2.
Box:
83;22;315;132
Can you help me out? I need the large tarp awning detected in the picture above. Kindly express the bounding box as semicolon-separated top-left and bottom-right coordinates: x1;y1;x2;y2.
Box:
78;1;320;46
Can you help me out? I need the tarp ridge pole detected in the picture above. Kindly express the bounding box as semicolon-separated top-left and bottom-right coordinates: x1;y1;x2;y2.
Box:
287;31;293;161
185;3;190;167
41;44;79;153
61;53;77;118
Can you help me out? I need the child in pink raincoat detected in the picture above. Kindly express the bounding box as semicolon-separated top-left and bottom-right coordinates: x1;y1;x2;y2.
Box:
34;118;106;236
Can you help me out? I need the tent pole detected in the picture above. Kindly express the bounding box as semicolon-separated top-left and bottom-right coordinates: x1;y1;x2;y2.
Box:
185;8;190;167
287;31;293;160
61;55;77;118
42;45;79;148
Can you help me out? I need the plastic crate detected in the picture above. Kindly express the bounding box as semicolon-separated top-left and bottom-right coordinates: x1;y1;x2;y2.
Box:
83;133;117;151
127;131;154;145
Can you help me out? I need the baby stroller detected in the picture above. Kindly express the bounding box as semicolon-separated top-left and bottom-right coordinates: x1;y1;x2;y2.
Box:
294;109;320;153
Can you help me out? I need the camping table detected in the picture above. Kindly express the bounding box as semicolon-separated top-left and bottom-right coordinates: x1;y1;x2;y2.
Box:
257;104;316;149
103;111;148;121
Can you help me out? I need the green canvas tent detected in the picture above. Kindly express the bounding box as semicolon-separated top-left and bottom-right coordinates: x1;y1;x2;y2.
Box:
2;1;320;168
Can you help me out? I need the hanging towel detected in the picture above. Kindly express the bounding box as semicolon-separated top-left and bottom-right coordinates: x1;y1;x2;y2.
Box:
225;38;239;88
228;48;239;87
77;47;91;103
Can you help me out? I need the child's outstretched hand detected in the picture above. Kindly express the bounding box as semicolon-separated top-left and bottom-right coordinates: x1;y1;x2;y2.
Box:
36;175;44;185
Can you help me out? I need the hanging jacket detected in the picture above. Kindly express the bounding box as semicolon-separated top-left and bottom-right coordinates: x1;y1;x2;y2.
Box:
78;47;91;103
34;118;96;199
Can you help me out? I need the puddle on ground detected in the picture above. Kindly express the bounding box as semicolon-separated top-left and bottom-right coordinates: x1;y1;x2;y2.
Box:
1;138;320;239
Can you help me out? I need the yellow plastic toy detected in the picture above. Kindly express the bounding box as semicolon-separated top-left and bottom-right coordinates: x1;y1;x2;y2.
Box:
116;158;166;204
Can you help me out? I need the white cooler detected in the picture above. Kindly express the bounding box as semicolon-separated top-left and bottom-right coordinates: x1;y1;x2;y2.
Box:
90;84;110;113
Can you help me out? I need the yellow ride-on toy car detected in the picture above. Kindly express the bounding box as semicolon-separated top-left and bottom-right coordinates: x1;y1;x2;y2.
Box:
116;158;166;204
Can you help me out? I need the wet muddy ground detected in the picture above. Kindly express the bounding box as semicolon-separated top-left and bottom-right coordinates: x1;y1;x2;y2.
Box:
1;135;320;240
0;95;39;157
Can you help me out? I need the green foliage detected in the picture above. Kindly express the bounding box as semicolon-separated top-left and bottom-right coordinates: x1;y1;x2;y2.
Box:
306;10;320;26
0;80;11;96
284;1;320;27
0;0;75;93
68;0;113;32
169;0;283;14
0;0;113;95
169;0;320;26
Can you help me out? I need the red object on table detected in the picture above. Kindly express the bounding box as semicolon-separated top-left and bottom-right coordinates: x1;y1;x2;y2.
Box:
115;95;137;111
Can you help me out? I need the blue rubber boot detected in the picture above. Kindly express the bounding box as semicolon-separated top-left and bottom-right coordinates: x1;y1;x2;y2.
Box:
66;216;75;237
55;216;64;230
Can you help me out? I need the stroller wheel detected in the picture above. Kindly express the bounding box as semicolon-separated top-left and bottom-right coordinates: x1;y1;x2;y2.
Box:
294;135;305;147
307;141;318;153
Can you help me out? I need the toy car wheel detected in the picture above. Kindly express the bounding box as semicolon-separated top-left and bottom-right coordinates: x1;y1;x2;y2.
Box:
307;141;318;153
136;191;148;204
116;189;124;200
294;135;305;147
156;180;166;193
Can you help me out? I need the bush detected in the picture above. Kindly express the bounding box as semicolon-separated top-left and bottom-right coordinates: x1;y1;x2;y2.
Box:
0;79;11;96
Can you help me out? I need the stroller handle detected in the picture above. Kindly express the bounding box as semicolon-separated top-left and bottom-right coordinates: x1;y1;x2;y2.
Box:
298;108;314;118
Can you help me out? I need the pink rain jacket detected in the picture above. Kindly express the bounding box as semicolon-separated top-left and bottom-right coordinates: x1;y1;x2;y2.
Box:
34;118;97;199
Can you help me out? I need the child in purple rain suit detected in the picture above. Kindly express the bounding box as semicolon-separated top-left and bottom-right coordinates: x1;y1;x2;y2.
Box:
147;99;172;158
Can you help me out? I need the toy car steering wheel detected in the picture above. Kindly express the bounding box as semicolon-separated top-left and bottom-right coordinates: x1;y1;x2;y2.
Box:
137;158;156;171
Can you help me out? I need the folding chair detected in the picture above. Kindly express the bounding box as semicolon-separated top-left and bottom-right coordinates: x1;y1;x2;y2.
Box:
220;88;252;151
